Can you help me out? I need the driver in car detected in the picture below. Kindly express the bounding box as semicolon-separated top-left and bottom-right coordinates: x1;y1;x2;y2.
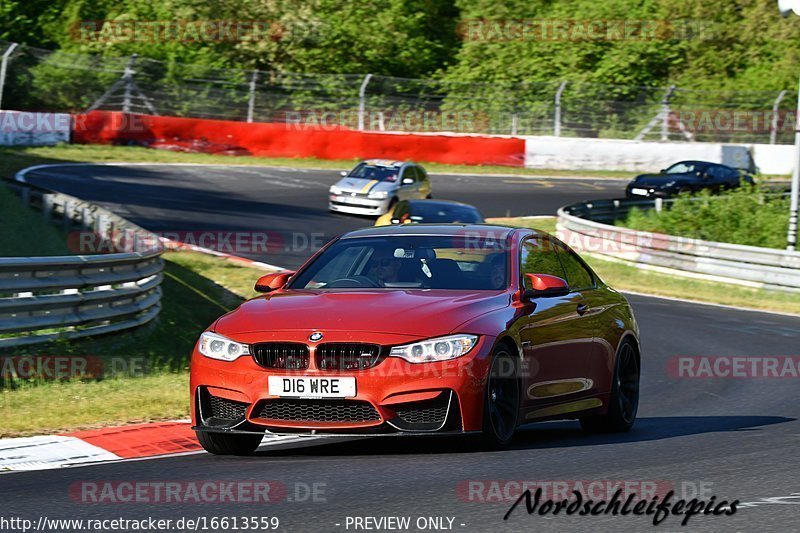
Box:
368;249;403;287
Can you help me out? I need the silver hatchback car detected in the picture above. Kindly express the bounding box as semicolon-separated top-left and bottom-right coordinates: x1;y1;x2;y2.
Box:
328;160;432;216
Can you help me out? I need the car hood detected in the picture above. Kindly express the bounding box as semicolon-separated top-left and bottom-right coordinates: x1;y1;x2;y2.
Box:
632;174;692;187
333;177;397;194
214;289;510;337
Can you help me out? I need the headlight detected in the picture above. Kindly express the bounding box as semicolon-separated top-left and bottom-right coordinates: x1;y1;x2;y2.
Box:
368;190;388;199
198;332;249;361
330;186;342;195
389;334;478;363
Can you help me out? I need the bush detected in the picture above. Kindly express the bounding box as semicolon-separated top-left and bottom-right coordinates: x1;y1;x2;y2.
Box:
618;186;790;249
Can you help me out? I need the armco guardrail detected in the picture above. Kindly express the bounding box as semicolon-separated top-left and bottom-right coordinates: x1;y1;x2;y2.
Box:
557;198;800;293
1;178;163;348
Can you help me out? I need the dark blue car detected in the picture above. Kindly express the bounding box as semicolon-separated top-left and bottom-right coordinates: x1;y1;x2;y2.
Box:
625;161;754;199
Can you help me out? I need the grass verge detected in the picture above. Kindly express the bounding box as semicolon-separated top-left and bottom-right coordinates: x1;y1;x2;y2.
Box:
492;216;800;315
0;373;189;437
0;183;73;256
0;143;634;179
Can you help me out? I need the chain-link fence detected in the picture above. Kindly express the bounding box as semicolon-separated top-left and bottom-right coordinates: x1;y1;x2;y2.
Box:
0;40;795;144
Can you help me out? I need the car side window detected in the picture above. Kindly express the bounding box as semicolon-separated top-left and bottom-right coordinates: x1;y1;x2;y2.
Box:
417;166;428;182
555;244;595;291
402;167;418;183
520;237;566;290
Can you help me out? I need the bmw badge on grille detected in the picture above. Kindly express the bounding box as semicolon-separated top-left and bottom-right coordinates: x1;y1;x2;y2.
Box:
309;332;323;342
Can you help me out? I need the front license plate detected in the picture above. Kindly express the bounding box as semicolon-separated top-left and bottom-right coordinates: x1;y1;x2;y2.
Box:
268;376;356;398
630;187;649;196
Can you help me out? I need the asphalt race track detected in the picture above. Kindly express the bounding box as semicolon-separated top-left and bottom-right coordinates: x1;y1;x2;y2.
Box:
19;164;622;268
7;163;800;532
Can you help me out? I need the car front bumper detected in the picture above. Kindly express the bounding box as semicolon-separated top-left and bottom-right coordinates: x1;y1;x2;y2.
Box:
190;332;495;435
329;194;392;216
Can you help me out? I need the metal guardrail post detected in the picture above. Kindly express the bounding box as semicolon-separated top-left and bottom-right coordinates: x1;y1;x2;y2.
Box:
81;207;91;230
42;194;53;221
63;200;74;231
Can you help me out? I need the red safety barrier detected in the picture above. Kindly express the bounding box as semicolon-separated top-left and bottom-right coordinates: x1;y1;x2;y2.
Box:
72;111;525;167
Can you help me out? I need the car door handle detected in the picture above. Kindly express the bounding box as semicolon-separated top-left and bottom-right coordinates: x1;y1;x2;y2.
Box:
577;303;590;316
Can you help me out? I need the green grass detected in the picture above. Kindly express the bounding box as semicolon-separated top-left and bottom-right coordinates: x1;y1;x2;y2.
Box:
491;216;800;315
0;144;633;179
619;187;790;250
0;373;190;437
0;185;73;256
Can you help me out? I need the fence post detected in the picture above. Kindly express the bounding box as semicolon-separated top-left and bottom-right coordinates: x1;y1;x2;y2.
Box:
554;81;567;137
770;90;787;145
122;54;139;113
661;85;676;141
247;70;258;123
358;74;373;131
0;42;19;110
511;113;518;136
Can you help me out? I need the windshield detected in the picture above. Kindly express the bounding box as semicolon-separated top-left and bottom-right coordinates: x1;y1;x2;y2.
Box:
664;162;705;174
289;236;508;290
409;203;483;223
347;163;400;182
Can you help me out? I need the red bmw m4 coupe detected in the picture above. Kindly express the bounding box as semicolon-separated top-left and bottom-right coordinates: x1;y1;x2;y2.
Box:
190;224;641;454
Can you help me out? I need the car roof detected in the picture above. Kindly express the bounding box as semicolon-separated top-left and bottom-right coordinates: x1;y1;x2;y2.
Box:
360;159;407;168
405;199;475;208
341;223;520;239
673;160;723;167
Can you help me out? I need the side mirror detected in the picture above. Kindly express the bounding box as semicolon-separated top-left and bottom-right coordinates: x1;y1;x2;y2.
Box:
254;271;295;293
659;168;666;173
522;273;569;300
402;178;414;185
340;171;347;177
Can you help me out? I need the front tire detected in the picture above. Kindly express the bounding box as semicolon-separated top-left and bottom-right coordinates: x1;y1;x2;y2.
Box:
196;431;263;456
580;340;639;433
475;347;520;449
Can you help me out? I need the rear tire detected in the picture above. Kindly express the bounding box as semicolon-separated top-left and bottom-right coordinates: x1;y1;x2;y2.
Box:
474;346;520;450
196;431;263;456
580;340;639;433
